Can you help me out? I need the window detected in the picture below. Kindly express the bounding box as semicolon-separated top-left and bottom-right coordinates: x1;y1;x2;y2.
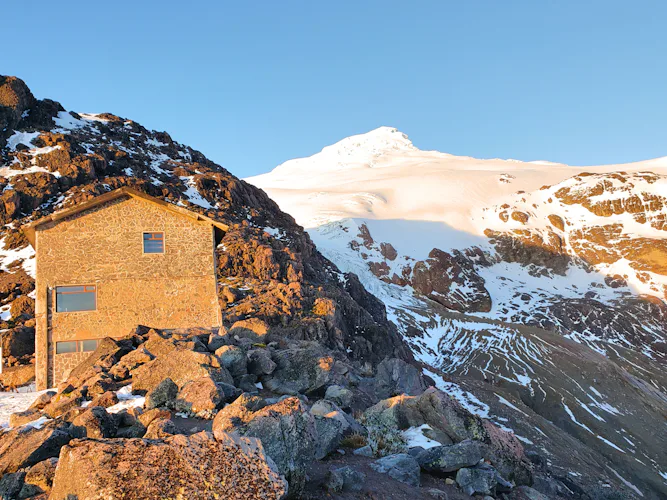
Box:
56;285;96;312
81;339;100;352
56;339;101;354
143;232;164;253
56;341;77;354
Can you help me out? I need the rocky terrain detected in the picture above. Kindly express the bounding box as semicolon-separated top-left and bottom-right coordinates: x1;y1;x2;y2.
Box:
249;127;667;498
0;75;663;498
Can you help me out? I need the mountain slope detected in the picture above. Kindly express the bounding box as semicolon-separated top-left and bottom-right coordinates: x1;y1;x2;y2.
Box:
248;127;667;498
0;76;414;383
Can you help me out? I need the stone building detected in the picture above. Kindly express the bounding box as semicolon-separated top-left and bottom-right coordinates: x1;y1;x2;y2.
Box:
24;187;228;389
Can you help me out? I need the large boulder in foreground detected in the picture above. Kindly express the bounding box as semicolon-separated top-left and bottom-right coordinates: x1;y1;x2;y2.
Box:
213;395;316;495
0;420;71;475
49;432;287;500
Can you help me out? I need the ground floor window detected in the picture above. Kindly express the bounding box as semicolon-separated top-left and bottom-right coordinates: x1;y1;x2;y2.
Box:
55;338;101;354
55;285;96;312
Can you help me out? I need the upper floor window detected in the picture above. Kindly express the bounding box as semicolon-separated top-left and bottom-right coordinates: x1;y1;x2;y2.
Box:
56;285;96;312
143;232;164;253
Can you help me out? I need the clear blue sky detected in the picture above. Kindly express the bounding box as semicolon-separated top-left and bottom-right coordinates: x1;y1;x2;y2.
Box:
4;1;667;177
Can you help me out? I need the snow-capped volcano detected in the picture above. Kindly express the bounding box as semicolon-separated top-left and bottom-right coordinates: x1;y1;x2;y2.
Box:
248;127;667;497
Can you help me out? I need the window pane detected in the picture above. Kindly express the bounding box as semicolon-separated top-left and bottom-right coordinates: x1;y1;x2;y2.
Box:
143;232;164;253
56;341;77;354
56;285;96;312
80;339;99;352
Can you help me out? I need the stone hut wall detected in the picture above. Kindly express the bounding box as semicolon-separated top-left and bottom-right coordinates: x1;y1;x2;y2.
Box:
34;195;220;388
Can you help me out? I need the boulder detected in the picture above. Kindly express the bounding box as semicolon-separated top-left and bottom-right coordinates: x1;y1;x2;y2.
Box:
27;391;56;411
66;337;132;385
1;326;34;358
456;464;513;496
310;399;366;458
363;387;528;482
49;432;288;499
84;373;117;396
145;378;178;409
90;390;119;408
41;392;84;419
132;348;233;394
236;373;259;393
174;376;240;416
310;400;365;436
0;471;25;499
263;344;343;395
0;365;35;390
144;417;176;439
214;345;247;377
370;453;421;487
0;420;71;475
115;346;154;371
312;413;345;460
137;408;171;428
228;318;270;342
374;358;426;399
353;445;373;457
456;466;497;496
247;348;276;376
213;395;316;495
325;385;353;408
9;409;42;428
70;406;117;439
416;440;485;473
19;457;57;498
325;466;366;493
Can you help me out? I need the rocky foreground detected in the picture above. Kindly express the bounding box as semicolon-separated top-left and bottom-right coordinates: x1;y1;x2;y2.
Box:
1;323;561;499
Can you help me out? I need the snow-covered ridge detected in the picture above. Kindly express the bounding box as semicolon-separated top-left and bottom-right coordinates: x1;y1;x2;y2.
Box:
248;127;667;235
268;126;418;176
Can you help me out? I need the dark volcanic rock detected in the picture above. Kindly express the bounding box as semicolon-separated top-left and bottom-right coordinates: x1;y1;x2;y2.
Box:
416;440;485;473
370;453;421;487
325;466;366;493
70;406;117;439
145;378;178;409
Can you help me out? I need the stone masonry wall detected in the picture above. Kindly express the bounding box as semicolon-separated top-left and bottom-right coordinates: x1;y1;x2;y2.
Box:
35;195;220;388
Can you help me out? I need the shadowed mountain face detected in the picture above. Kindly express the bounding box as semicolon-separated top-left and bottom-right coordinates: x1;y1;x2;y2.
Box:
249;128;667;497
1;76;666;498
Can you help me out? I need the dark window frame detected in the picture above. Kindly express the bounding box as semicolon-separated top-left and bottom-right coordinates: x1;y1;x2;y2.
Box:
143;231;165;254
55;285;97;313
